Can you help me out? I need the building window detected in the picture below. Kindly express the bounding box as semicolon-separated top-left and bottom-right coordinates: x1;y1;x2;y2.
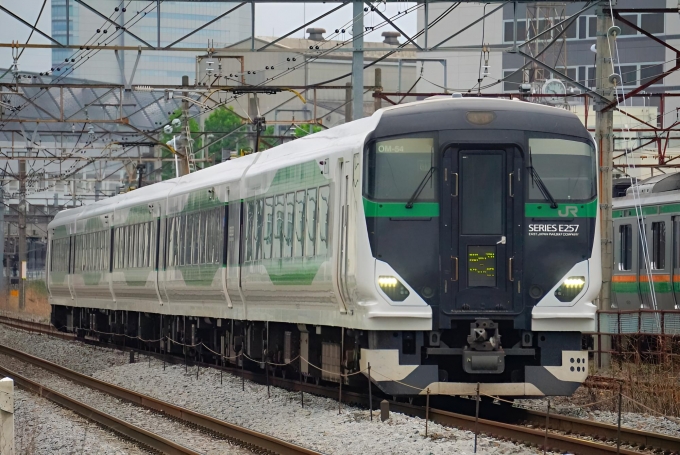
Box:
641;14;664;34
503;69;524;92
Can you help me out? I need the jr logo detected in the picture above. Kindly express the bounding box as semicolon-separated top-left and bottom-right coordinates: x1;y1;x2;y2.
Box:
558;205;578;217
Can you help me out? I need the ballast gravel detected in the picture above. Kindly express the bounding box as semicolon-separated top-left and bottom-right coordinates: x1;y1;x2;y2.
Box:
517;398;680;438
0;352;254;455
93;361;544;455
14;388;148;454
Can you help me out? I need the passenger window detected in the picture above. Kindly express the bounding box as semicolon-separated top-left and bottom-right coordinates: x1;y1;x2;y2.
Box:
255;199;263;260
618;224;632;271
263;198;274;259
652;221;666;270
284;193;295;258
306;189;317;257
318;185;330;255
246;202;255;262
273;195;284;259
294;190;306;258
178;216;185;266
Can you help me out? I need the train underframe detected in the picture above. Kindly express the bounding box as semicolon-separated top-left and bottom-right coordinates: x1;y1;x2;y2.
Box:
51;305;588;397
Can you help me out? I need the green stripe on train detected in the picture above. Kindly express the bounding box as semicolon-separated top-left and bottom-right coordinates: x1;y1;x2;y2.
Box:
363;198;440;218
524;198;597;218
612;281;674;293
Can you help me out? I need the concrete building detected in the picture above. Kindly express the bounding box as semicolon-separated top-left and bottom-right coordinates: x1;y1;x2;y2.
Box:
201;29;421;128
51;0;251;85
417;0;679;180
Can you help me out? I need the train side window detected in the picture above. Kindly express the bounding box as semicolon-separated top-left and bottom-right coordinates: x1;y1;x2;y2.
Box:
652;221;666;270
170;217;178;267
318;185;330;256
177;217;183;266
306;189;317;257
263;198;274;260
273;195;284;259
618;224;632;271
294;190;306;258
245;202;255;262
196;212;203;265
255;199;264;261
284;192;295;258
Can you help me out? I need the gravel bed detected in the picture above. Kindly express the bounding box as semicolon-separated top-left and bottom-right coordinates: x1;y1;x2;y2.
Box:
15;388;149;454
92;360;552;455
0;324;129;375
0;353;253;454
516;397;680;438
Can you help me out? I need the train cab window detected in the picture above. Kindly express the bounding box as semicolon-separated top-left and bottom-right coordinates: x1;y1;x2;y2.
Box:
527;137;596;201
294;191;306;258
618;224;632;271
318;185;331;255
306;189;317;257
651;221;666;270
364;136;436;202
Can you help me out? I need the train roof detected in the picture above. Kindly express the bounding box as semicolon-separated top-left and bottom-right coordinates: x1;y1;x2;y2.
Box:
374;97;590;140
49;97;590;230
613;173;680;209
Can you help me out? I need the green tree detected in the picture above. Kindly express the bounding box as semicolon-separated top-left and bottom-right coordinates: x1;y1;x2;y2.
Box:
203;106;249;161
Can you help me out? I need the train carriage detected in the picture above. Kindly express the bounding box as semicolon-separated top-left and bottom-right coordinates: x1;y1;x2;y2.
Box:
613;173;680;311
48;97;599;397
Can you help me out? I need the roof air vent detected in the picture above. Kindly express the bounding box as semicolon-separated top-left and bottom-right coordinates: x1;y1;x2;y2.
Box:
306;28;326;41
382;31;401;46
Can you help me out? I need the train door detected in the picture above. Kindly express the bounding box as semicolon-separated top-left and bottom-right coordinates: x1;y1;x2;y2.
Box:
641;215;675;310
613;217;641;310
440;146;522;315
672;217;680;309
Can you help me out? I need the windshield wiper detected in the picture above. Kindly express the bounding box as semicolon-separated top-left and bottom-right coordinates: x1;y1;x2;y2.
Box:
529;148;558;209
406;167;436;208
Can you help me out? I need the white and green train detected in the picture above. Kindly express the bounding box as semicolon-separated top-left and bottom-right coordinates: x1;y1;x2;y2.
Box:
48;97;599;397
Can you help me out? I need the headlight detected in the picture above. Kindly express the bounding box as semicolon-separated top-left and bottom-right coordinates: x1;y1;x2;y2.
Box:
554;276;585;302
378;276;410;302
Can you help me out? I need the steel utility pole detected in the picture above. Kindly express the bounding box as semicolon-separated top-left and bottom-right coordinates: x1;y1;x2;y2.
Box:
18;159;26;311
595;3;615;369
351;0;364;121
175;76;192;177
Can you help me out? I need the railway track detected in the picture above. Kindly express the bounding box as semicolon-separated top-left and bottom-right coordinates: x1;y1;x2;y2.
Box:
1;316;679;455
0;326;320;455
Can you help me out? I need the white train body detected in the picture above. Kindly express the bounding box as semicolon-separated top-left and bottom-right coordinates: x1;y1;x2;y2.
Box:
48;98;598;397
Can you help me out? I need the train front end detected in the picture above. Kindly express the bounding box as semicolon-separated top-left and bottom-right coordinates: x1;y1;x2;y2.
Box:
359;98;599;397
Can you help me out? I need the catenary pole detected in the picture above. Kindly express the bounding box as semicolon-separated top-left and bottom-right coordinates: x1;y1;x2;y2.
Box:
595;3;614;369
351;1;364;121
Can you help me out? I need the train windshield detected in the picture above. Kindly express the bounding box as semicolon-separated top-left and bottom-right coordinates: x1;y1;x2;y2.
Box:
528;137;596;201
364;136;436;201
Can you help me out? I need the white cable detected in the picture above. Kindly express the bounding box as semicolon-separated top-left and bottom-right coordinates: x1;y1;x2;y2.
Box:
606;0;658;313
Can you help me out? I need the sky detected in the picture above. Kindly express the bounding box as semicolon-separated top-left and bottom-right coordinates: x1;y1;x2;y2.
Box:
0;1;418;74
0;0;53;73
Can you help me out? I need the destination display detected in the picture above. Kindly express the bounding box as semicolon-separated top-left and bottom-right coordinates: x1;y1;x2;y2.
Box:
468;246;496;287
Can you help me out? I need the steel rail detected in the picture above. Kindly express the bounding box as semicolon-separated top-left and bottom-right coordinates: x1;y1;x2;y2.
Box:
0;363;202;455
0;339;320;455
1;317;677;454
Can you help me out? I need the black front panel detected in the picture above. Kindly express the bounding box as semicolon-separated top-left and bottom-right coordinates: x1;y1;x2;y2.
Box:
441;147;522;318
